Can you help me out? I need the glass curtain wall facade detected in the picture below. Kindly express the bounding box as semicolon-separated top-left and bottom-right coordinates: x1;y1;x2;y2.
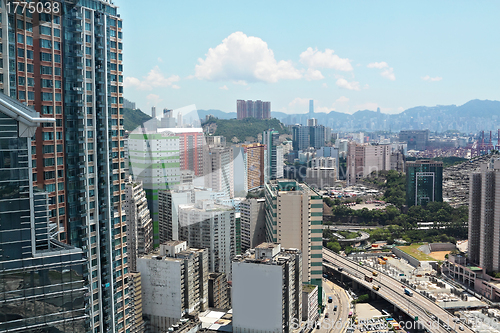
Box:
406;160;443;206
0;1;131;332
0;95;86;332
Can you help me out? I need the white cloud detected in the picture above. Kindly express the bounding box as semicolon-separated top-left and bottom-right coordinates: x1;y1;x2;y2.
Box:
219;85;229;90
421;75;443;82
304;68;324;81
195;31;302;83
322;83;328;88
289;97;311;107
381;67;396;81
299;47;353;71
171;85;180;89
124;66;180;90
146;93;162;106
367;61;395;80
398;107;405;112
336;96;349;103
158;57;163;63
336;78;360;91
367;62;389;69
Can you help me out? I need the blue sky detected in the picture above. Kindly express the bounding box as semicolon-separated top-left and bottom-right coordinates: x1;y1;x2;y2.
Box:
117;0;500;116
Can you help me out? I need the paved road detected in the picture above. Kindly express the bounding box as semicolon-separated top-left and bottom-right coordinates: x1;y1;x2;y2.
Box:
323;248;473;333
316;278;350;333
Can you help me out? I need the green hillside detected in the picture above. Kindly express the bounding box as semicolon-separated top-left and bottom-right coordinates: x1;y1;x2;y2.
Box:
203;117;290;142
123;108;152;131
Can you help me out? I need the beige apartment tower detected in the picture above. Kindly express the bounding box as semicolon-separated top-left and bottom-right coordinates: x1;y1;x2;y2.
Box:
264;180;323;298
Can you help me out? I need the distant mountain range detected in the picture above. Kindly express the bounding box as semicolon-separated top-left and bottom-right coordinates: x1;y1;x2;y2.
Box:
126;99;500;133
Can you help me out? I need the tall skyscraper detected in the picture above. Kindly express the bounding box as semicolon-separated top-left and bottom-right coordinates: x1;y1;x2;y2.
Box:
309;125;325;149
232;243;302;333
264;180;323;298
262;129;283;182
151;106;156;118
0;2;132;331
237;100;271;120
405;160;443;206
0;92;87;332
468;159;500;273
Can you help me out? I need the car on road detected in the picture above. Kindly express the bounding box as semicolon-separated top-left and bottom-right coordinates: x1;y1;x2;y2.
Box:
325;313;329;318
459;325;464;331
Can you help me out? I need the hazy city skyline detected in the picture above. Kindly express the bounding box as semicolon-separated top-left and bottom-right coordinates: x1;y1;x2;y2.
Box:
118;1;499;115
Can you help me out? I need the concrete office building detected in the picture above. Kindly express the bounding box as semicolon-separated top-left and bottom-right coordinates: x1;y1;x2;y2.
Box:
206;145;234;199
264;180;323;295
240;198;266;251
399;129;429;151
137;241;208;331
262;129;283;182
347;142;391;185
124;179;153;271
406;160;443;207
468;159;500;273
128;129;180;245
0;92;87;332
309;125;325;149
179;200;236;277
292;125;310;151
232;243;302;333
208;272;231;309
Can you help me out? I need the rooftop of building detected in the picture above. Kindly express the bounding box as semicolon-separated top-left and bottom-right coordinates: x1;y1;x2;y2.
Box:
256;242;280;250
233;246;300;265
302;284;318;294
158;127;203;134
406;160;444;166
266;179;321;196
140;247;205;262
163;240;185;246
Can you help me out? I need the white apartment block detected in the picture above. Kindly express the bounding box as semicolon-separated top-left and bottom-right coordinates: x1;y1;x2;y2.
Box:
232;243;302;333
137;241;208;332
179;200;236;278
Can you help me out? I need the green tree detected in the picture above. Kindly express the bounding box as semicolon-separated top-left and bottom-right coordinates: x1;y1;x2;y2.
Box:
327;241;341;253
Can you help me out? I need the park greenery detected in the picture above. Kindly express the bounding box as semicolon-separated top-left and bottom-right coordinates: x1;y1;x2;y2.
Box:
202;117;289;142
324;170;468;251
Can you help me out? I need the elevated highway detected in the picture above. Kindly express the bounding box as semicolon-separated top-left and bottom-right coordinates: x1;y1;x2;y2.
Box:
323;248;474;333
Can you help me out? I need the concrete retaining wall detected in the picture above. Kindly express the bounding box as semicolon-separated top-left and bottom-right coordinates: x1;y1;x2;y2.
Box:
392;247;421;268
429;243;456;252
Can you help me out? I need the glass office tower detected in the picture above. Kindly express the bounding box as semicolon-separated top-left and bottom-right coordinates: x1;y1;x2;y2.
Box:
0;93;86;332
0;1;132;332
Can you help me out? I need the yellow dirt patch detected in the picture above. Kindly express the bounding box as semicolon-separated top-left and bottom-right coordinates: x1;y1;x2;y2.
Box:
429;250;451;261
